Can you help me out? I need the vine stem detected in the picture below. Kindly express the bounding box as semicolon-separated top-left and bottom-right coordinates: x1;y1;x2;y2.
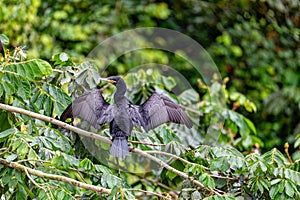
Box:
0;103;221;195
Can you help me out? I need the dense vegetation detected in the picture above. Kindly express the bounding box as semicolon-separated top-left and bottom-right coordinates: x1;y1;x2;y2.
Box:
0;0;299;199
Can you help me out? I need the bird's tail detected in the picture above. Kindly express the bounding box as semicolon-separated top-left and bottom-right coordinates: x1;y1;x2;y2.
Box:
110;137;129;160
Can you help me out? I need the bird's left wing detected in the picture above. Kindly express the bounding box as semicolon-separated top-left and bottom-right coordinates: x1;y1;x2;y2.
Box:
136;93;193;131
60;89;113;127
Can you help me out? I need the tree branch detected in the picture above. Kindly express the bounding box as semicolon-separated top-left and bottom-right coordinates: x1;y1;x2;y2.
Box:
0;103;222;195
0;103;111;144
0;158;111;195
132;148;222;195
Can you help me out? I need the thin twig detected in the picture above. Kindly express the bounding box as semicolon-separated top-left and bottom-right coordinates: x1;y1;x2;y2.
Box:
129;140;166;146
179;104;202;115
25;168;52;199
52;69;64;73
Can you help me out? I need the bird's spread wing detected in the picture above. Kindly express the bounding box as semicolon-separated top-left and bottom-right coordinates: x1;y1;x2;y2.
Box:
138;93;193;131
60;89;113;127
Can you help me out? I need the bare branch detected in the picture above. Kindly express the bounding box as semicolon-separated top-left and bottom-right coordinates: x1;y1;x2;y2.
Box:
0;158;111;195
0;103;111;144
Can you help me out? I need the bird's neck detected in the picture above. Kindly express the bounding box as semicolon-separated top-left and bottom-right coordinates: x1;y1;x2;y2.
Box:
114;81;127;102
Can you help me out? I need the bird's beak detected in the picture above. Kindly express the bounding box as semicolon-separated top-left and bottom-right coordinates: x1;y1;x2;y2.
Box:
100;78;116;84
108;80;116;84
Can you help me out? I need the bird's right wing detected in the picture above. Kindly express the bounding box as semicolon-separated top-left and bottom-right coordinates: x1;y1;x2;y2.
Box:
60;89;113;127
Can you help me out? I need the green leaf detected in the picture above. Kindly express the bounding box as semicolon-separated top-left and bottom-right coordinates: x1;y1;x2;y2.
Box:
95;164;112;174
16;140;29;157
4;59;52;80
2;169;13;185
1;71;31;99
75;64;100;89
271;178;282;185
278;180;285;193
248;176;270;194
166;170;177;181
0;127;16;142
2;78;15;96
263;148;288;167
243;117;257;134
101;174;123;189
110;186;119;196
27;148;38;165
273;167;300;186
79;158;94;171
5;154;18;162
199;173;216;190
285;181;294;197
16;183;27;200
51;154;70;169
231;45;243;57
42;83;72;116
270;183;281;199
0;34;9;44
259;161;268;172
210;157;230;172
17;75;31;99
259;178;271;191
35;59;53;76
54;189;65;199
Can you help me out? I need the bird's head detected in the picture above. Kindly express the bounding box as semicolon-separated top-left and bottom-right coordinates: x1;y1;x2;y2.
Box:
101;76;126;100
106;76;121;85
100;76;122;85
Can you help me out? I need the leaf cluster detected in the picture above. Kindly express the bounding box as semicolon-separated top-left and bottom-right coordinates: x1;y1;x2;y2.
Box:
0;44;299;199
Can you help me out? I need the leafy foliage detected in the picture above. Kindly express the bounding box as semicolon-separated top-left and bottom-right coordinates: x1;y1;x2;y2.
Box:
0;43;299;199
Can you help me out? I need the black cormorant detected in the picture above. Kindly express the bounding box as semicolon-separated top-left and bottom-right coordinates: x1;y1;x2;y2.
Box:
60;76;193;159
